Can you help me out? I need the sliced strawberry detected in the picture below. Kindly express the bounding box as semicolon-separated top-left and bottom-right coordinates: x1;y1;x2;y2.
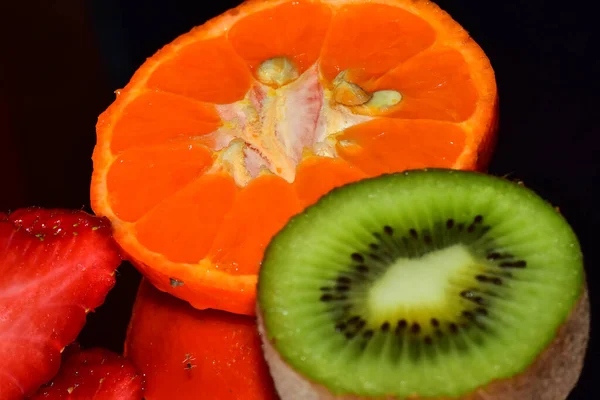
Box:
0;207;122;399
30;345;143;399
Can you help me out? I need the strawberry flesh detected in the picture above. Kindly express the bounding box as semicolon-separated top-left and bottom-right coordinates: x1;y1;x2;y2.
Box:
30;345;143;399
0;207;122;399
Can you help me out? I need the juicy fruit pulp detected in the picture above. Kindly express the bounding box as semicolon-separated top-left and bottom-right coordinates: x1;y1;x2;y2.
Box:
124;279;278;400
0;208;122;400
91;0;498;315
30;346;143;400
257;169;586;398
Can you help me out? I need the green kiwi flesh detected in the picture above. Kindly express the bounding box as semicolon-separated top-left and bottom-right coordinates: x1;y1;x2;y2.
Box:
256;169;588;399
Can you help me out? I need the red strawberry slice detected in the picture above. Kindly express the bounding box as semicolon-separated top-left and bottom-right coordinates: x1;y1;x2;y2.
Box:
0;207;122;399
30;345;143;399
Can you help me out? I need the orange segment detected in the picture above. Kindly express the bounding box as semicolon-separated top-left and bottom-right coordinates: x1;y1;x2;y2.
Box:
135;173;237;264
228;2;332;74
336;119;467;175
319;3;436;82
294;156;367;208
209;175;302;275
111;91;222;153
147;36;252;103
90;0;498;316
360;48;479;122
106;142;214;222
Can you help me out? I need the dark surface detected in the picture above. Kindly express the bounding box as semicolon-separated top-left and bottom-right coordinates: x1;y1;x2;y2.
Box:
0;1;597;398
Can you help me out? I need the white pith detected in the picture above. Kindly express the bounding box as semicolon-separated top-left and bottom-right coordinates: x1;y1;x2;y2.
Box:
206;64;376;185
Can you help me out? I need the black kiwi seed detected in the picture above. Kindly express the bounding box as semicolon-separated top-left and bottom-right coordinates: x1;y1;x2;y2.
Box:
462;311;476;320
395;320;408;334
335;322;347;332
431;318;440;327
356;265;369;273
487;252;513;260
457;223;465;231
337;276;352;285
467;223;476;233
460;289;486;303
475;275;503;285
320;294;334;302
411;323;421;334
424;336;433;345
369;243;379;250
446;219;454;229
381;322;391;332
345;320;366;339
320;286;332;292
500;260;527;268
409;229;418;239
335;285;350;292
364;330;375;339
351;253;365;263
347;316;361;325
423;234;433;244
489;277;503;285
449;323;459;333
384;225;394;236
474;215;484;224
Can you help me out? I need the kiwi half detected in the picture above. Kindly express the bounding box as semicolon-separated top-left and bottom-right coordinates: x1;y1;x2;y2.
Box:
256;169;589;400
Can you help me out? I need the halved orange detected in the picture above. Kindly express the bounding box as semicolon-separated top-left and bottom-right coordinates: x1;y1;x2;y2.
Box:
91;0;498;316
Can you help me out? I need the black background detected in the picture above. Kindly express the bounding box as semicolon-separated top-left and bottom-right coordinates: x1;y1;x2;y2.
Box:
0;1;597;398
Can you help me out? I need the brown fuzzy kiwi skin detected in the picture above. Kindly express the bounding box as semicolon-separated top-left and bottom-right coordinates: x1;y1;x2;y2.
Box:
256;282;589;400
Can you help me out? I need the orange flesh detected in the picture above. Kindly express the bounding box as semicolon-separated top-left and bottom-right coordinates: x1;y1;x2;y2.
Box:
371;48;479;121
319;4;437;81
336;119;467;175
294;157;367;208
228;2;332;75
135;173;238;263
92;0;497;315
209;175;303;274
106;142;214;222
110;91;222;153
147;36;252;104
